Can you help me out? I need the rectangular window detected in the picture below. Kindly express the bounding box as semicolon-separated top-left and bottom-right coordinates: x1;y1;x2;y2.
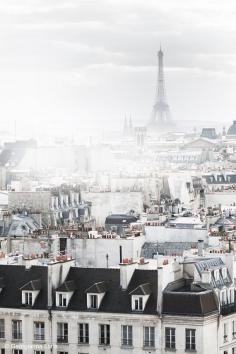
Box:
186;329;196;351
58;293;67;307
224;323;228;342
78;323;89;344
0;320;5;339
1;350;4;354
122;325;133;347
57;323;68;343
90;295;97;309
233;348;236;354
12;320;22;340
134;297;143;311
12;350;23;354
233;320;236;338
25;292;33;306
165;327;175;350
143;326;155;348
34;322;45;341
99;324;110;346
34;351;45;354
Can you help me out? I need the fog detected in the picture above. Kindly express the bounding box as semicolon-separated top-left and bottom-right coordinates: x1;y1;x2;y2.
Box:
0;0;236;140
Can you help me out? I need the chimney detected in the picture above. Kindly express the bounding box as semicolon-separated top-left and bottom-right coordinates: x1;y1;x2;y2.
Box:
47;258;75;308
198;240;204;256
120;260;137;290
157;267;163;315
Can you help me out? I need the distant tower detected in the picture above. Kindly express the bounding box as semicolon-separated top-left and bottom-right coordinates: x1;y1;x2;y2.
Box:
123;116;128;136
150;47;172;127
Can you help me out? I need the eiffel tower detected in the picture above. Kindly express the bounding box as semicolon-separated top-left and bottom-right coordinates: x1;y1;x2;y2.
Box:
149;48;172;127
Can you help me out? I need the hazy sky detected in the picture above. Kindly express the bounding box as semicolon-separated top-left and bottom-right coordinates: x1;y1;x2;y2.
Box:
1;0;236;138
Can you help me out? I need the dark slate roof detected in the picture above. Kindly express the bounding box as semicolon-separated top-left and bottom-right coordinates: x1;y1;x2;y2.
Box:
85;281;108;294
201;128;217;140
129;283;152;295
0;277;5;289
0;265;48;309
57;280;76;292
203;173;236;184
105;214;138;225
227;120;236;135
163;279;218;316
20;279;42;291
53;268;158;315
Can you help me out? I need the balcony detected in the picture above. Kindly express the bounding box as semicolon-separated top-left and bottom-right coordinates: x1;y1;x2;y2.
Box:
221;302;236;316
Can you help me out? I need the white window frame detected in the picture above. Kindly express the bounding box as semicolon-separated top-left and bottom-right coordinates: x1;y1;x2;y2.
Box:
99;324;110;346
143;326;155;348
165;327;175;350
57;322;68;344
34;321;45;341
185;328;196;351
78;323;89;344
121;325;133;347
12;320;22;341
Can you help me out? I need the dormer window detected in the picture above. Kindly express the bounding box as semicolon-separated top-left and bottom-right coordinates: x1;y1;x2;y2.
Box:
134;297;143;311
55;280;76;308
85;281;108;310
222;268;227;279
214;269;219;281
20;279;41;307
57;293;68;307
130;283;151;312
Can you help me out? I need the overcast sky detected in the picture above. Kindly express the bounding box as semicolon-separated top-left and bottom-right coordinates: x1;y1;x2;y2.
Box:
1;0;236;139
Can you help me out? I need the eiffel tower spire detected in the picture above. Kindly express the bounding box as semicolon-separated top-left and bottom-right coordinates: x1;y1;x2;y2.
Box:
149;47;172;127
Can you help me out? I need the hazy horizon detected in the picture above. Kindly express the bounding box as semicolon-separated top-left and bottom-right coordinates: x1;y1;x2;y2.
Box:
1;0;236;139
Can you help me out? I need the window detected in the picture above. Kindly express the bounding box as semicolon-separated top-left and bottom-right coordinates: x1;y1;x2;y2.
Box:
57;323;68;343
186;329;196;351
25;292;33;306
165;327;175;350
12;320;22;340
215;270;219;281
222;268;227;279
134;297;143;311
78;323;89;344
122;325;133;347
0;320;4;339
34;351;45;354
12;351;23;354
224;323;228;342
0;350;4;354
222;291;227;305
230;289;235;303
57;352;68;354
58;293;67;307
34;322;45;341
233;348;236;354
90;295;97;309
99;324;110;346
143;326;155;348
233;320;236;338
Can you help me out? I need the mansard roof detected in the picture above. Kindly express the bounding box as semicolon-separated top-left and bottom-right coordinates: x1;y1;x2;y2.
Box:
56;268;158;315
0;265;47;309
163;279;218;316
